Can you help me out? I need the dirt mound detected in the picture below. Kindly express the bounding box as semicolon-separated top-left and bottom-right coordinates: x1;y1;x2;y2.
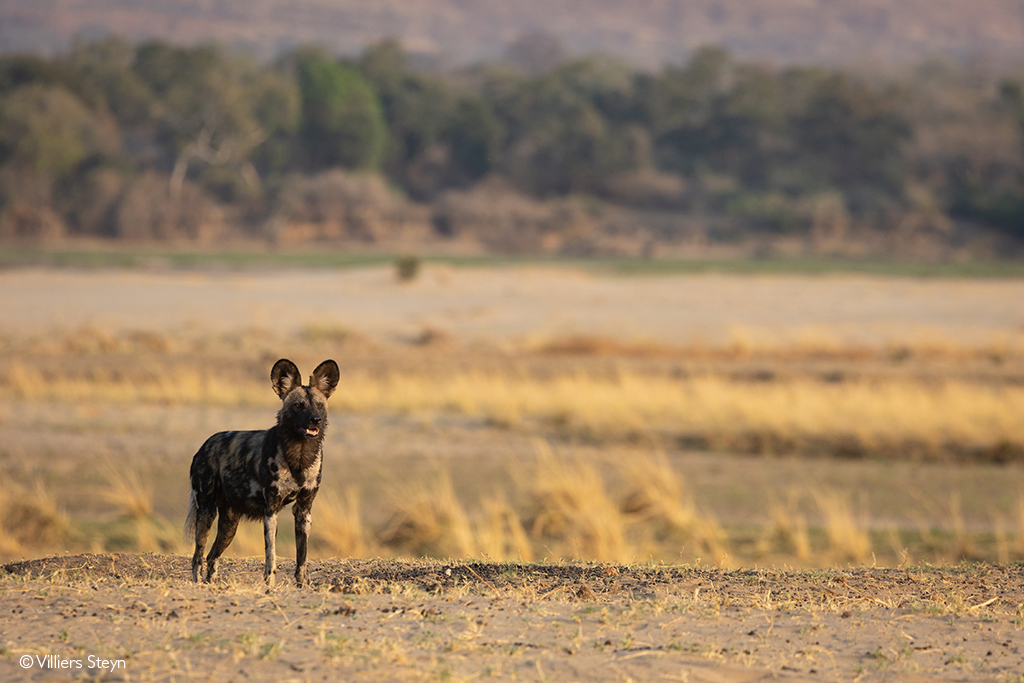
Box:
5;553;1023;610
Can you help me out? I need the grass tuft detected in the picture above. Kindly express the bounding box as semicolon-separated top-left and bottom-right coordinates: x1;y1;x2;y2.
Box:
814;489;872;563
526;441;632;562
377;469;476;558
315;487;372;558
0;478;71;552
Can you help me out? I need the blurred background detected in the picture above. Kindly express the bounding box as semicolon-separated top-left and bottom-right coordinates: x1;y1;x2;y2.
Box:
1;0;1024;569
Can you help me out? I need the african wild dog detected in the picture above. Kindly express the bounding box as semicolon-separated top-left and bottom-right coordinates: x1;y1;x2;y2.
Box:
184;358;340;587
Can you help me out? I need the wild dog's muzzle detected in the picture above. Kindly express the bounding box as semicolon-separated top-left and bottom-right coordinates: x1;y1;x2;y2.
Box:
304;415;322;438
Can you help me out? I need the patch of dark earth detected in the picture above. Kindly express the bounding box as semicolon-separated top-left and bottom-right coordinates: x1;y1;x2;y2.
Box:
4;554;1023;611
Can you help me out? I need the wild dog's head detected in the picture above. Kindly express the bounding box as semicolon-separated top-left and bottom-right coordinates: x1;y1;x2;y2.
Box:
271;359;340;440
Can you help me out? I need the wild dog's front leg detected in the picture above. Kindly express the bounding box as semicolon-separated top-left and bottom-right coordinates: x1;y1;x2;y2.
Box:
263;511;279;587
293;490;316;587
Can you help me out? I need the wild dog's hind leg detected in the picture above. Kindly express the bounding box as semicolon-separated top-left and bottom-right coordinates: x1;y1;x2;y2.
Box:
204;506;241;583
293;490;316;587
191;504;216;582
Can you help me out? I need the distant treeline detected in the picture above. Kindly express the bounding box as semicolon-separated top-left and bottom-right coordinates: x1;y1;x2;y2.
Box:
1;37;1023;252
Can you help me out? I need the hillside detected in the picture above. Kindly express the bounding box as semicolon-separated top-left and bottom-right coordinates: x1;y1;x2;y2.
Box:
4;0;1024;66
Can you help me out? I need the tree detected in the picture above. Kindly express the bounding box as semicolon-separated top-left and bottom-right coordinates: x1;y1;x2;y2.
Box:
0;84;118;178
0;84;119;239
445;96;499;184
638;47;733;139
499;79;629;196
359;41;461;196
0;54;75;96
644;53;784;187
943;79;1024;237
790;73;911;204
69;37;154;127
358;40;501;197
132;41;267;200
245;67;301;182
484;57;641;197
295;52;386;171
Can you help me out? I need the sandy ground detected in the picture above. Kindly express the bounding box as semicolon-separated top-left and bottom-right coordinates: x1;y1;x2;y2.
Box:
2;554;1023;682
2;266;1022;347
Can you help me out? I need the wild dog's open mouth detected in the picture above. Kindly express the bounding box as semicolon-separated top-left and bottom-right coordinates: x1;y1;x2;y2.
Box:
304;427;320;437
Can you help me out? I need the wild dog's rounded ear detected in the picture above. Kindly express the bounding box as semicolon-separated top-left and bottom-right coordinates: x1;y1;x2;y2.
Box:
310;359;340;398
271;358;302;399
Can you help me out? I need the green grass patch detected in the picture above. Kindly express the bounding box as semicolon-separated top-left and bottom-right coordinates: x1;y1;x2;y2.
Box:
3;246;1024;278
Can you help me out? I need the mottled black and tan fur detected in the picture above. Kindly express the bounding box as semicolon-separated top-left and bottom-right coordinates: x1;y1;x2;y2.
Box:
184;358;339;587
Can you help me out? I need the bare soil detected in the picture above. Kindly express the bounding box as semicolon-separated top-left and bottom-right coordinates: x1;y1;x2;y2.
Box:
2;553;1023;682
2;266;1021;347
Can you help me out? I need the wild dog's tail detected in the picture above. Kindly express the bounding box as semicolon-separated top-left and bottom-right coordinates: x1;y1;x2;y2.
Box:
183;488;198;544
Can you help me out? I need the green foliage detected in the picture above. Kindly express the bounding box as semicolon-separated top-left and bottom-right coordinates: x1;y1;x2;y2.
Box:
133;41;261;154
245;68;301;179
0;36;1022;244
951;187;1024;239
492;66;636;196
0;84;117;177
791;73;911;200
248;69;300;136
69;37;154;126
446;97;499;184
727;192;810;234
296;52;386;171
359;39;496;198
641;49;786;192
0;54;77;96
394;254;421;282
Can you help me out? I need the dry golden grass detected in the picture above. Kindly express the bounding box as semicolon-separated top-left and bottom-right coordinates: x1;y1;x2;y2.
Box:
1018;495;1024;558
813;489;872;563
758;492;812;561
616;451;729;564
6;362;265;406
4;323;1024;567
525;441;633;562
377;469;477;558
313;487;372;558
532;328;1024;362
330;371;1024;461
97;458;154;520
223;521;271;559
2;444;1023;567
93;457;189;553
619;450;696;532
8;358;1024;458
475;494;534;562
9;361;1023;457
0;477;71;554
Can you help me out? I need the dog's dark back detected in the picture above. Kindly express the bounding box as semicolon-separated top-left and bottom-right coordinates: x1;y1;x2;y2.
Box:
186;430;276;523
